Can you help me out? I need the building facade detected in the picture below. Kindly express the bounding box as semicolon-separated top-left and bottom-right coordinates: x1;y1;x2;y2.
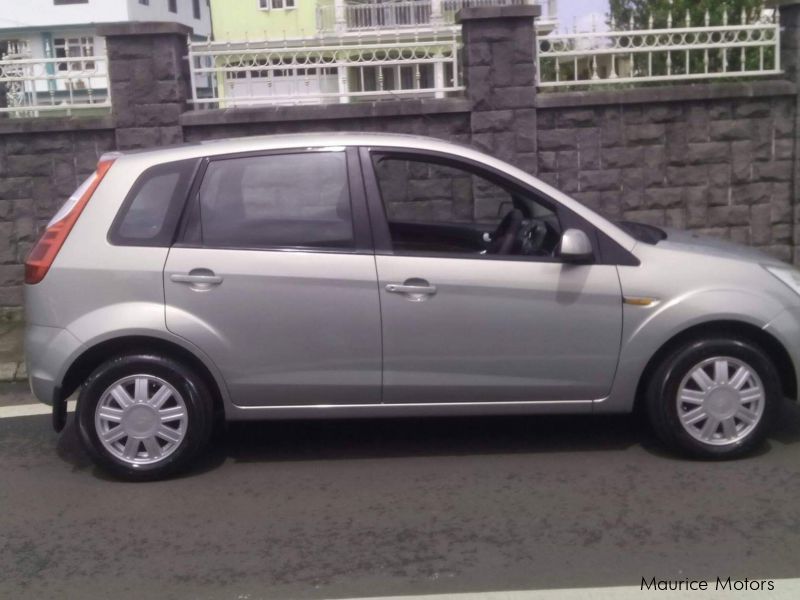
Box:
202;0;557;106
0;0;212;61
209;0;557;41
0;0;212;116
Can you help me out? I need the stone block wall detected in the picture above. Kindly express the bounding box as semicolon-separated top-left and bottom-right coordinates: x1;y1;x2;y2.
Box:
181;105;471;144
99;22;193;151
0;122;115;307
4;6;800;312
459;5;539;175
536;88;797;261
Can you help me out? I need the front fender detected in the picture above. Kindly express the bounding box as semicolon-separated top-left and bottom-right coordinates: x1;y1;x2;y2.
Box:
596;288;787;413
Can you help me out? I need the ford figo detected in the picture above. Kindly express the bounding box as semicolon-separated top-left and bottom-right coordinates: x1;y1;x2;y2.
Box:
24;133;800;479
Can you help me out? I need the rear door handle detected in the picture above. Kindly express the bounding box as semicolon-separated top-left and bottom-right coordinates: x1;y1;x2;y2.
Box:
170;269;223;289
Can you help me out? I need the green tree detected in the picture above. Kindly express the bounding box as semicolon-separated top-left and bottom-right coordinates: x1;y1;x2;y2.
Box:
606;0;773;78
608;0;764;29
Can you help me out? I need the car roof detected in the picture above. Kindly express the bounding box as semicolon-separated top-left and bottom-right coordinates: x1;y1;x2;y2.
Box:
121;132;473;161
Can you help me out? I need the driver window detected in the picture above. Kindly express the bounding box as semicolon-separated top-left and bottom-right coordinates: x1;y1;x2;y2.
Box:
371;154;561;258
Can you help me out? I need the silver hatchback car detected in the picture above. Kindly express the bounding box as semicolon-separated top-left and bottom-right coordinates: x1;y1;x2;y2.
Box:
24;132;800;479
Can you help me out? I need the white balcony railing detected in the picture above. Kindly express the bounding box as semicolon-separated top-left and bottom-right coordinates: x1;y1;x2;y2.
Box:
187;32;462;108
537;7;781;88
0;52;110;117
316;0;552;34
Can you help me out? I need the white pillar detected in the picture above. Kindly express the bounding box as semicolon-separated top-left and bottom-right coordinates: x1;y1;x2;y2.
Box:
338;65;350;103
431;0;443;26
334;0;347;34
433;53;445;98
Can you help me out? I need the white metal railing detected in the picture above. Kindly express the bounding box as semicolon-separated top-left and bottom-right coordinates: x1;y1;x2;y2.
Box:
0;52;110;117
187;32;462;108
316;0;550;34
537;7;781;88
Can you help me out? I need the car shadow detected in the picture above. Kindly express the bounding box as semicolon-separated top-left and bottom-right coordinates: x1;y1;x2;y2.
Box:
220;413;641;462
55;397;800;480
57;412;644;479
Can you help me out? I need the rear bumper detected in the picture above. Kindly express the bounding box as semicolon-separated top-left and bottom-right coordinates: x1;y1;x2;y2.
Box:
24;324;83;407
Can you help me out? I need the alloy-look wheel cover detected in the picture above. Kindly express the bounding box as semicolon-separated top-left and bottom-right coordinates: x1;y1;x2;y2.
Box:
94;374;188;466
676;356;765;446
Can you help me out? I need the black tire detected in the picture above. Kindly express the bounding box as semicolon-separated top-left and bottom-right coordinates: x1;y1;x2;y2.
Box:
76;354;215;481
645;337;780;459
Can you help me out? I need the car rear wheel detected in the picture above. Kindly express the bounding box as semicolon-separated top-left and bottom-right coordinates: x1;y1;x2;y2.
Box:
645;337;780;459
76;354;214;480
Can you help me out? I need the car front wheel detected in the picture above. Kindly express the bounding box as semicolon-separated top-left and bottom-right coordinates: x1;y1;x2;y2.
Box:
645;337;780;459
76;354;214;480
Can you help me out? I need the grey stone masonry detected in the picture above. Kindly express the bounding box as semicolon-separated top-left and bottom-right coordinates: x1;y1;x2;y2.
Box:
536;93;796;261
0;122;115;307
99;22;192;150
5;10;800;312
458;5;539;175
780;1;800;262
181;99;471;143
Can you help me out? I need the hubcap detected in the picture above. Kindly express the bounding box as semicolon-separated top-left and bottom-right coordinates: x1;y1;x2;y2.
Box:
676;356;765;446
94;375;188;466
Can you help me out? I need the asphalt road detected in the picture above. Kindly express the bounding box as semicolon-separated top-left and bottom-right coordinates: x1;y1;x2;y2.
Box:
2;382;800;600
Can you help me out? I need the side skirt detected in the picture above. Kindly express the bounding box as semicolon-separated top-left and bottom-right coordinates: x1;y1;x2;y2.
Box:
226;399;597;421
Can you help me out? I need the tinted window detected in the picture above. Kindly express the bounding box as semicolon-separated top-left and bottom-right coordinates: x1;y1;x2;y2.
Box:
110;159;198;247
199;152;354;250
372;154;561;258
374;156;515;225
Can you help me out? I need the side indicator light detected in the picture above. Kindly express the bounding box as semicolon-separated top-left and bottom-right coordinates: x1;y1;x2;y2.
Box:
623;296;659;307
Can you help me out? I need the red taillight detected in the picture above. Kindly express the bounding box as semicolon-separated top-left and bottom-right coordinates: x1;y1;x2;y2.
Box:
25;156;117;285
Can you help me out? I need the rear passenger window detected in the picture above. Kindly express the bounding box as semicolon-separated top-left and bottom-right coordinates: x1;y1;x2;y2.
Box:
110;159;198;247
198;152;354;250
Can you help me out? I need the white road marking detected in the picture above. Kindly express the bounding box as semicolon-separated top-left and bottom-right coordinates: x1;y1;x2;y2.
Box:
335;579;800;600
0;400;76;419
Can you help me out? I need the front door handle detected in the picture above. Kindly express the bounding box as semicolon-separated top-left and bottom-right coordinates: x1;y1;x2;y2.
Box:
385;278;437;301
171;274;223;285
385;284;437;295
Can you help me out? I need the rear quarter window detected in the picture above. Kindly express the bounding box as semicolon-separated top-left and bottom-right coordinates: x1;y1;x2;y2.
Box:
109;158;199;247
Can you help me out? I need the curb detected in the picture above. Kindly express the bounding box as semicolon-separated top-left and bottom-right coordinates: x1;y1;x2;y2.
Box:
0;361;26;383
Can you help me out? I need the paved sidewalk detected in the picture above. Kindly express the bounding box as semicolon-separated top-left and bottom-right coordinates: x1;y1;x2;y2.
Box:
0;321;25;383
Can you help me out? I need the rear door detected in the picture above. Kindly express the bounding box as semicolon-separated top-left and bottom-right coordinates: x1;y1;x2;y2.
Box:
164;147;382;407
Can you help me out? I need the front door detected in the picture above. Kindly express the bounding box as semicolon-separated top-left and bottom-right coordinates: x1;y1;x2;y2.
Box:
364;150;623;405
164;148;381;407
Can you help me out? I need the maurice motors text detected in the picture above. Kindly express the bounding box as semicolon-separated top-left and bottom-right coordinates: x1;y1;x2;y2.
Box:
641;577;775;591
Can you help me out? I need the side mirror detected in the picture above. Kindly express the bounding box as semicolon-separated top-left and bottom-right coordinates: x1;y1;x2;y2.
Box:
559;229;594;263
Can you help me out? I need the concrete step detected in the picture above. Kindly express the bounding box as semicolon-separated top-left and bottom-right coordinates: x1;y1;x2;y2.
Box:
0;321;25;383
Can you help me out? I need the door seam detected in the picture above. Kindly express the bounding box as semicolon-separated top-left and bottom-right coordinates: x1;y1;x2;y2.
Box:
372;254;385;404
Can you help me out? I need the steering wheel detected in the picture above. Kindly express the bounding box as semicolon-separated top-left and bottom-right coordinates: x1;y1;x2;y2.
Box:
487;209;524;255
520;220;549;256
